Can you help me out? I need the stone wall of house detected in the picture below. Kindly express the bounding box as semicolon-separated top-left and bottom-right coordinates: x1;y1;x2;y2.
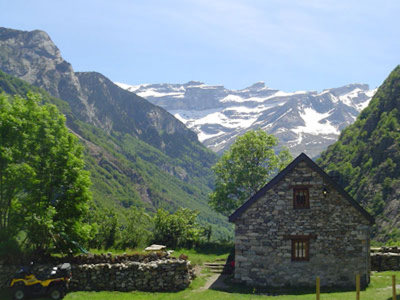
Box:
234;161;371;288
0;252;194;291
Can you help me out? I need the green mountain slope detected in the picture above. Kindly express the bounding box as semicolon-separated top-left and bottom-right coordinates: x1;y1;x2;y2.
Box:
318;65;400;242
0;70;232;239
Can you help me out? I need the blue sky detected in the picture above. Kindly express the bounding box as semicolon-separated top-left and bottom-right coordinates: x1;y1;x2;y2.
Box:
1;0;400;91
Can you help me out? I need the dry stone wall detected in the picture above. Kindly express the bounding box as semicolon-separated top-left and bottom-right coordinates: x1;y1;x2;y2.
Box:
0;252;194;291
371;247;400;271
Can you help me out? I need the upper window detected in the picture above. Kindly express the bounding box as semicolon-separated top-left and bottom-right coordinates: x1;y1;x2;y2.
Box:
292;238;310;261
293;187;309;209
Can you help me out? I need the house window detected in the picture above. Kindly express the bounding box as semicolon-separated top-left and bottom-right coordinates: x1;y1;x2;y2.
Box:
292;238;309;261
293;187;309;209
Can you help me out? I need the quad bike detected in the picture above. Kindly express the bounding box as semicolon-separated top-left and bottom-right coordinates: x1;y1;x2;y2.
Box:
9;262;71;300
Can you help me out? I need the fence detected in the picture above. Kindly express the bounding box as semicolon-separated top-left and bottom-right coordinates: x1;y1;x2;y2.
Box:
315;274;397;300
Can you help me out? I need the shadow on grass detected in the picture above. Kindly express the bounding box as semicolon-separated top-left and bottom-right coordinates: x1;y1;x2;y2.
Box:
386;296;400;300
0;289;10;300
208;274;364;296
0;288;53;300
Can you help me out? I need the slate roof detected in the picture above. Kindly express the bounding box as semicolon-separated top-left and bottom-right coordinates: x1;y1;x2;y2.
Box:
228;153;375;224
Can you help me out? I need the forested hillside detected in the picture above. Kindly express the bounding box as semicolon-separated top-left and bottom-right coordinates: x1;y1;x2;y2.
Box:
0;70;231;239
318;65;400;242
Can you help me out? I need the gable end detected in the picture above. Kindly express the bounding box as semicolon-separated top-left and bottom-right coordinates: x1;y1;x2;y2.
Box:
228;153;375;224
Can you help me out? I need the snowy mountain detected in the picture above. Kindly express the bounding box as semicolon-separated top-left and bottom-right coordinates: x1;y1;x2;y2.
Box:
116;81;376;158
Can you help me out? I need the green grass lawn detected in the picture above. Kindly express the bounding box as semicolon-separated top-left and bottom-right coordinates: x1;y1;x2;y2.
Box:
1;271;399;300
171;248;230;266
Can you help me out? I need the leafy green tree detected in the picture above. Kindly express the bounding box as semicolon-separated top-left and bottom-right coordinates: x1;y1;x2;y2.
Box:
0;93;91;254
0;93;33;255
86;207;120;250
152;208;203;248
209;129;292;216
118;206;152;249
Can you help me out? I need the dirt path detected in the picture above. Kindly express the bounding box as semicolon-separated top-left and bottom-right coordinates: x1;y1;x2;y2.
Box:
195;264;230;291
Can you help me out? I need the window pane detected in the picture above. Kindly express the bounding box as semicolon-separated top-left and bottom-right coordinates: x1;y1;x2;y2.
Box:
292;239;309;261
294;188;309;208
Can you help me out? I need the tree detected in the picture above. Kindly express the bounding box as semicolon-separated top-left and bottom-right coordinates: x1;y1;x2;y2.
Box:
0;93;91;255
209;129;292;216
119;206;152;249
152;208;203;248
86;207;120;250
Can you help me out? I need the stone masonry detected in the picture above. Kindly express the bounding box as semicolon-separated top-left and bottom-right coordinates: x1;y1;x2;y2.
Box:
231;156;373;288
371;247;400;271
0;252;194;291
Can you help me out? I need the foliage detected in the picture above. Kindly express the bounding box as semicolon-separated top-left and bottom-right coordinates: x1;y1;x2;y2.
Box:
0;92;91;254
118;206;152;249
84;207;229;252
152;208;206;248
318;65;400;242
86;206;217;251
86;207;120;250
209;129;292;216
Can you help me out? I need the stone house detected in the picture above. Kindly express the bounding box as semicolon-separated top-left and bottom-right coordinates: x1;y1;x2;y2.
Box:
229;153;374;288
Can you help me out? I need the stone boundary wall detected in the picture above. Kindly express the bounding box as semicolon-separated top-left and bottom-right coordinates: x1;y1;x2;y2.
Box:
371;247;400;271
0;252;194;291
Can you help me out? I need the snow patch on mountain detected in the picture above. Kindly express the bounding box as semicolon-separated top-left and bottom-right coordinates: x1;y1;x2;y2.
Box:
292;108;339;135
221;94;244;103
139;89;183;98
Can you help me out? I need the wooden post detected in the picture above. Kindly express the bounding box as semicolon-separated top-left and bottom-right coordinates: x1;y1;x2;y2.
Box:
316;276;320;300
393;275;396;300
356;274;360;300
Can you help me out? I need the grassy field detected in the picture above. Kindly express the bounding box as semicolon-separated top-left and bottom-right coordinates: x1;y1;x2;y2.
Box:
2;271;400;300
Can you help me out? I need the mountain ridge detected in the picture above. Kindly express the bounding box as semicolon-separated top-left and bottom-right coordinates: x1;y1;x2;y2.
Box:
117;81;376;157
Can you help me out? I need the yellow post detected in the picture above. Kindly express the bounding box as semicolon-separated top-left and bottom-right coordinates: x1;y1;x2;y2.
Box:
316;276;320;300
356;274;360;300
393;275;396;300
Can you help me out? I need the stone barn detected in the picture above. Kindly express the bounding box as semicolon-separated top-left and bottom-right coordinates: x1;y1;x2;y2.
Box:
229;153;374;288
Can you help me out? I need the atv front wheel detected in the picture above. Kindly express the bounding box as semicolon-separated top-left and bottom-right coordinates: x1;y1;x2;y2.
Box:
48;286;64;300
12;287;26;300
